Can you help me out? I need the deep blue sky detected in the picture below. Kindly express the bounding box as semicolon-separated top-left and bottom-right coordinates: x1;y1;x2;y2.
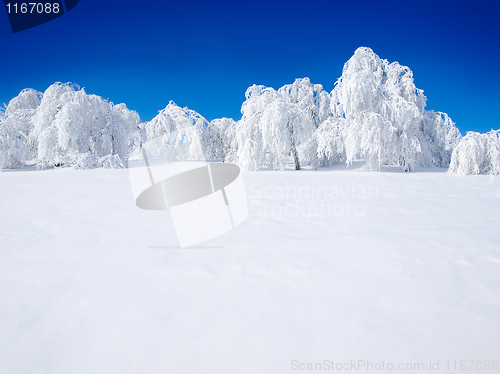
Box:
1;0;498;133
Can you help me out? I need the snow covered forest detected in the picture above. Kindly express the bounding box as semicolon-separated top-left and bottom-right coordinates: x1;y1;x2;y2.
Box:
1;47;498;174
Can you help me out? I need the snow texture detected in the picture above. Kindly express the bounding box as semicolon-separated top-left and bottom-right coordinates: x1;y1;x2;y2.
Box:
0;167;499;373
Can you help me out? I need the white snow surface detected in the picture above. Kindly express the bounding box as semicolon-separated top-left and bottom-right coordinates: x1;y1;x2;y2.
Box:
1;167;499;373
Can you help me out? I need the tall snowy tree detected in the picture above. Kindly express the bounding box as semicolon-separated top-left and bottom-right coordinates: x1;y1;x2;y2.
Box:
328;47;461;171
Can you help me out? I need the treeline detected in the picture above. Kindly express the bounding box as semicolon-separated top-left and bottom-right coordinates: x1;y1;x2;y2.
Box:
1;48;498;174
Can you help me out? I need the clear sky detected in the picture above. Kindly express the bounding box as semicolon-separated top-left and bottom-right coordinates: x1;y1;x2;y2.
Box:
0;0;498;133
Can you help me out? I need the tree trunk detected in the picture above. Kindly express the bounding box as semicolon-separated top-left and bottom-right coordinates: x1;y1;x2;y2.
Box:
291;139;300;170
287;120;300;170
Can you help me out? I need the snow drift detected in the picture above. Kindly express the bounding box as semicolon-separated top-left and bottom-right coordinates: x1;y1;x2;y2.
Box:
1;167;499;373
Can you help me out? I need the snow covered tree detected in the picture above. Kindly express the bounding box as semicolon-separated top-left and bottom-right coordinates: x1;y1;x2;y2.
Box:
140;101;209;162
227;79;330;170
29;83;140;169
448;130;500;175
225;85;277;170
0;51;474;174
277;77;330;129
0;88;42;169
205;117;234;161
421;110;462;167
328;47;461;171
228;85;297;170
301;117;346;167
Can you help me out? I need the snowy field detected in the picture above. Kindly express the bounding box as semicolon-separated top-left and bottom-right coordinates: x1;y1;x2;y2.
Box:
0;167;499;373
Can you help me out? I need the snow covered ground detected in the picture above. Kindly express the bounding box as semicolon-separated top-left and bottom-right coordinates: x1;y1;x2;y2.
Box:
0;167;499;373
